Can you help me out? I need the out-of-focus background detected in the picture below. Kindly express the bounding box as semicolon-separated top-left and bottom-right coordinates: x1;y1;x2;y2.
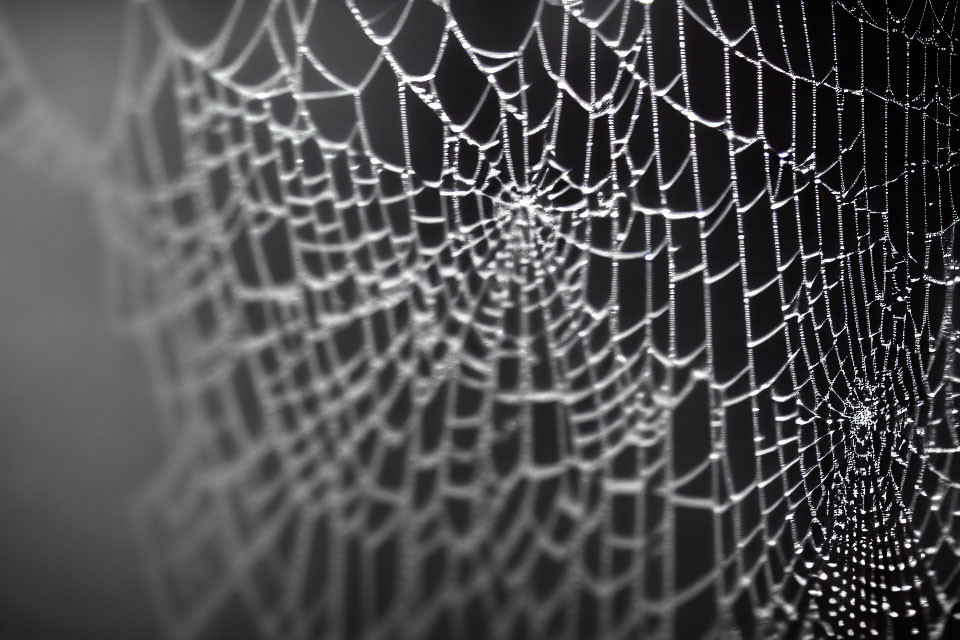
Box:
0;1;162;638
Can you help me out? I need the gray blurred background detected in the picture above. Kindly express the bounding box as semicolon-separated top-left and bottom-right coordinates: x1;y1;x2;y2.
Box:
0;1;162;637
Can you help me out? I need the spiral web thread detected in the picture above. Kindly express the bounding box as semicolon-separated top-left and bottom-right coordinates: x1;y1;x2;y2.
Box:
4;0;960;638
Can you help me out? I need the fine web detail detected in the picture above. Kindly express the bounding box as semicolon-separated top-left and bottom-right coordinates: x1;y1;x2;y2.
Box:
3;0;960;638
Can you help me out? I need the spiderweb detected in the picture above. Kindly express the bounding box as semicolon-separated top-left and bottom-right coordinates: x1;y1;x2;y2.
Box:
3;0;960;638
